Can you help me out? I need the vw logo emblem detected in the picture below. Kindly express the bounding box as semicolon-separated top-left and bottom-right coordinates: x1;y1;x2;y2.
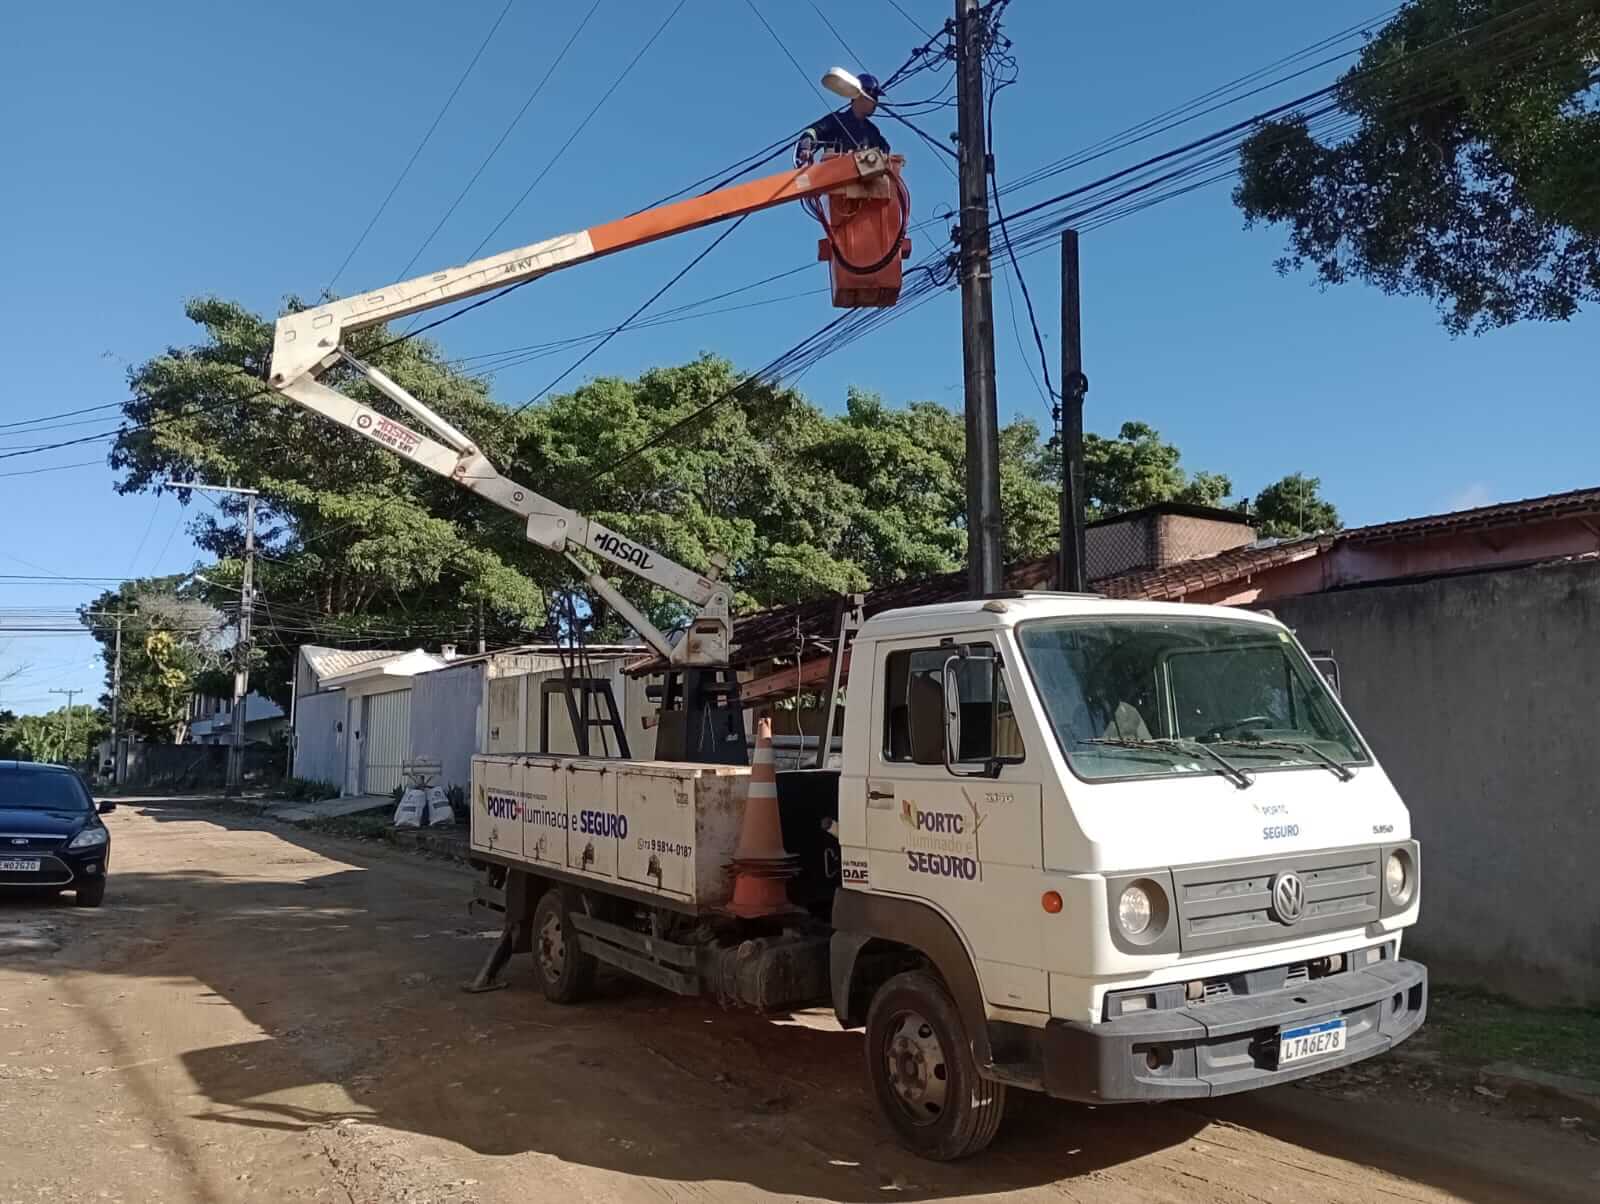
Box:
1271;871;1306;924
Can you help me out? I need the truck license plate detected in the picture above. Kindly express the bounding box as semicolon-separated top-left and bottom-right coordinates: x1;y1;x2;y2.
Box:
0;858;41;873
1278;1018;1346;1066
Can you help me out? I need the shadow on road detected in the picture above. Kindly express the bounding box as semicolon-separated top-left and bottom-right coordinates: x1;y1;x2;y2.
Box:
5;795;1590;1203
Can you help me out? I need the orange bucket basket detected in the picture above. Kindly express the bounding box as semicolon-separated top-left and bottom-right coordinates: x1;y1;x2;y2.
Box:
816;154;910;307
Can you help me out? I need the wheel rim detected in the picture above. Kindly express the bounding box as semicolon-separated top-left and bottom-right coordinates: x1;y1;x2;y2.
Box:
538;910;567;981
883;1008;949;1125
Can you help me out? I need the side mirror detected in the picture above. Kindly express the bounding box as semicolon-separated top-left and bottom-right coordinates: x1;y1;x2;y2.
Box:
942;653;1003;779
1310;654;1341;698
97;800;117;815
941;657;963;770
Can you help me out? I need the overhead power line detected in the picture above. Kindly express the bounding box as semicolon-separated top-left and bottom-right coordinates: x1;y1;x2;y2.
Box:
392;0;606;281
466;0;689;258
323;0;517;297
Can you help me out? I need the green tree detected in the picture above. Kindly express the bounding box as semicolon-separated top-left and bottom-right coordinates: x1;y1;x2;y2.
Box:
114;298;553;704
79;580;226;741
1078;421;1235;520
4;706;106;766
1234;0;1600;333
1251;473;1342;538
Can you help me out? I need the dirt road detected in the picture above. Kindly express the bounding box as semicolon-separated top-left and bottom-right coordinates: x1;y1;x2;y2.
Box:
1;799;1595;1204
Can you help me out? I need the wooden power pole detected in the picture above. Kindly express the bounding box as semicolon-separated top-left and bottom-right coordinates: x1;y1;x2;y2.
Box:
1058;230;1090;591
955;0;1005;597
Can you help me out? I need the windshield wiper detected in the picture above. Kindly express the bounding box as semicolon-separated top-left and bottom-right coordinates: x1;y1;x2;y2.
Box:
1081;737;1253;789
1208;738;1355;782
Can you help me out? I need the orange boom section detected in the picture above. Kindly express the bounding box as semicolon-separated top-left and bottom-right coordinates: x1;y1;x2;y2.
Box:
816;154;910;307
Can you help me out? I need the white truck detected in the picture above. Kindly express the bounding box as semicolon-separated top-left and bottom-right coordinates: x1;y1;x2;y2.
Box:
464;593;1425;1160
261;133;1424;1159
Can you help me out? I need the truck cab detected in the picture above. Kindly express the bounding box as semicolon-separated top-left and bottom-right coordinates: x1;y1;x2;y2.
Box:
828;591;1425;1156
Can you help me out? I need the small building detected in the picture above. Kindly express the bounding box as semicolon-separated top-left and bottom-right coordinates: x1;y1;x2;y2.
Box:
186;691;286;746
290;642;654;799
290;645;443;796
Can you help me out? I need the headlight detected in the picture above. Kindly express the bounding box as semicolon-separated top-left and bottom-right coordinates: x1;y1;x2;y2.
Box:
66;827;108;851
1117;884;1153;936
1385;850;1411;903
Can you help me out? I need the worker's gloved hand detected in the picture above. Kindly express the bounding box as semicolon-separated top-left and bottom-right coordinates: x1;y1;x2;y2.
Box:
795;132;816;168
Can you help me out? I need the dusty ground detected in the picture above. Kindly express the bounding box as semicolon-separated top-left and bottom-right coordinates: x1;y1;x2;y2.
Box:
1;798;1596;1204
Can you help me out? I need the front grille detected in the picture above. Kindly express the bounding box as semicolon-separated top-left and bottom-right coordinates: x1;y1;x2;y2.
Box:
0;854;74;886
1172;848;1381;953
0;833;67;852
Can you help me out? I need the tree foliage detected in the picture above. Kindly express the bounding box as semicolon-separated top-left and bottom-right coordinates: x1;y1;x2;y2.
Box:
1251;473;1342;538
1235;0;1600;333
112;297;1331;665
78;578;226;741
1081;422;1234;520
1;706;106;766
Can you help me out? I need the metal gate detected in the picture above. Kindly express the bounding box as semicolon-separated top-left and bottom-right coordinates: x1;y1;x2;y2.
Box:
361;689;411;796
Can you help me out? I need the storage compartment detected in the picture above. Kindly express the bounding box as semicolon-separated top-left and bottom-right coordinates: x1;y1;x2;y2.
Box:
519;756;567;866
472;754;523;858
567;760;619;880
617;765;695;898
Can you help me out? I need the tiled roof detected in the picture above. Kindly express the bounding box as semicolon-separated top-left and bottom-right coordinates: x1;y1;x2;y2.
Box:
299;645;405;684
1343;485;1600;544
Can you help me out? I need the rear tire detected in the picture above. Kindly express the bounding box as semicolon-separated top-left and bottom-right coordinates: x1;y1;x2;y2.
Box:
865;969;1007;1160
531;888;596;1004
73;878;106;908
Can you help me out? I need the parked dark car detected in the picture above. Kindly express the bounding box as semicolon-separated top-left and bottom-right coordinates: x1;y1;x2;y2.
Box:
0;761;114;907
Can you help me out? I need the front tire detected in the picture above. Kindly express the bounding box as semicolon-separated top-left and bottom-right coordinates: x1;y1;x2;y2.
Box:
865;969;1007;1160
531;888;596;1004
73;878;106;908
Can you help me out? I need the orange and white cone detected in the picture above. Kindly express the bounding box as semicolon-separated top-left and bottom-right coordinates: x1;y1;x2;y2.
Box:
726;717;799;918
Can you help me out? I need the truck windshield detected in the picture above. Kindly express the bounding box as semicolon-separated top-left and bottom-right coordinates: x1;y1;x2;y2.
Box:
1015;616;1367;782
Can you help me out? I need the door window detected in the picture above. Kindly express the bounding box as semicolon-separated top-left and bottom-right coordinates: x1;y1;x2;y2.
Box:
881;644;1023;767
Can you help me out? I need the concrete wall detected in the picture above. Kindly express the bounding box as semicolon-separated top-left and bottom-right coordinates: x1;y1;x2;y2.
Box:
291;689;345;786
408;662;483;795
1268;559;1600;1005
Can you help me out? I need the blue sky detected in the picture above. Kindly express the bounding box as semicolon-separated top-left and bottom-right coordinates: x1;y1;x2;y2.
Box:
3;1;1595;713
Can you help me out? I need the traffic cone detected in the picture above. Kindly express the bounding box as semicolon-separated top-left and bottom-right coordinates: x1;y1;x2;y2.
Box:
726;717;799;918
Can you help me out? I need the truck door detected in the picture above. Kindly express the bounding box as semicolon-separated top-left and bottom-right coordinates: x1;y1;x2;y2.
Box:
862;637;1048;1013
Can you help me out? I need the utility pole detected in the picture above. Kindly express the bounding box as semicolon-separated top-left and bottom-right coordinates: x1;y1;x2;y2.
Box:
109;613;125;783
1058;230;1090;591
167;481;258;796
48;688;80;765
954;0;1004;597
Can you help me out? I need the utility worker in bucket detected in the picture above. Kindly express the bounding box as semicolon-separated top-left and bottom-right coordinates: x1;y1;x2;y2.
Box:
796;72;891;166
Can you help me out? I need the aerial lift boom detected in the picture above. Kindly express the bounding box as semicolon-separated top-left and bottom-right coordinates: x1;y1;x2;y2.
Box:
265;148;901;667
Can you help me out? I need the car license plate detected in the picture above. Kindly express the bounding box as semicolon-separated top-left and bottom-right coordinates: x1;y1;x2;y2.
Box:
0;858;42;873
1279;1018;1346;1066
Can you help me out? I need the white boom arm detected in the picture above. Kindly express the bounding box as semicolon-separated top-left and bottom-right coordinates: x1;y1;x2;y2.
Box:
265;150;895;666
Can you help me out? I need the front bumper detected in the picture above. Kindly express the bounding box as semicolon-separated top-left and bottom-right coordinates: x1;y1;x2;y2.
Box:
0;845;107;889
1041;958;1427;1102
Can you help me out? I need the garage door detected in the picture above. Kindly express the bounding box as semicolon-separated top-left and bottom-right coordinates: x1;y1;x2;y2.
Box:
362;689;411;796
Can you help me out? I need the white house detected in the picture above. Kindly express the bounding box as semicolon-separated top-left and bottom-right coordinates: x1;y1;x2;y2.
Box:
291;645;444;796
